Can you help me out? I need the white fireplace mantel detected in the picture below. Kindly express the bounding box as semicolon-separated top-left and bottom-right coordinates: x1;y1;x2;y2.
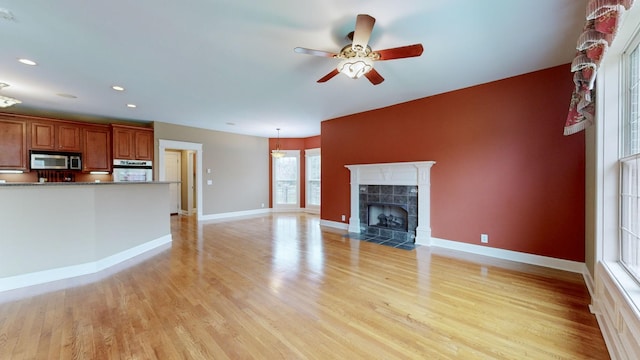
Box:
345;161;436;246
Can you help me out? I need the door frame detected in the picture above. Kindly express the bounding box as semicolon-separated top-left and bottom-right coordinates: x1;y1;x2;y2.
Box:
186;150;196;215
158;139;203;220
164;149;182;214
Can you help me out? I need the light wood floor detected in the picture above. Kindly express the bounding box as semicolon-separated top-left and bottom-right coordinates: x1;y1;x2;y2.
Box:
0;213;609;359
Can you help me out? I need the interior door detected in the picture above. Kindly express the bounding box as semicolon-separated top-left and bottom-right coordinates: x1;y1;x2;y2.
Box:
165;150;181;214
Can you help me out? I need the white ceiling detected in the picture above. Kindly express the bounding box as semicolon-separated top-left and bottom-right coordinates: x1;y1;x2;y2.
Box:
0;0;585;138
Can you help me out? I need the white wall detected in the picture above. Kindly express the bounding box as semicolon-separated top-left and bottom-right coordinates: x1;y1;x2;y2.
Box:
154;122;270;216
0;183;171;291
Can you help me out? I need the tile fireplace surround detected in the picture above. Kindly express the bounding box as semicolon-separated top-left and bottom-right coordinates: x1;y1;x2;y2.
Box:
345;161;436;246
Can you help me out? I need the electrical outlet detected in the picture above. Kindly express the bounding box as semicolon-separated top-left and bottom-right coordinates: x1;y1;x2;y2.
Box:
481;234;489;243
261;203;265;208
341;214;346;222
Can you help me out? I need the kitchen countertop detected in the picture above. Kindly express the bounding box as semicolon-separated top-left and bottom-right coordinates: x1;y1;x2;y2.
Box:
0;181;176;186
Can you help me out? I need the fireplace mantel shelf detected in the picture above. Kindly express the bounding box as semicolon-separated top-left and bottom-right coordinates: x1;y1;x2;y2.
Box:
345;161;435;246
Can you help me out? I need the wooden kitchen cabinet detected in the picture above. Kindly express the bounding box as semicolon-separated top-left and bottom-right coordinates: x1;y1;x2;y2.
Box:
0;117;28;170
30;120;82;152
82;125;111;172
112;124;153;160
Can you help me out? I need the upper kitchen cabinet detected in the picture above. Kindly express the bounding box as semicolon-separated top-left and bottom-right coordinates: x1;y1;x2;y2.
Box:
30;120;82;152
112;124;154;160
0;116;28;170
82;125;111;172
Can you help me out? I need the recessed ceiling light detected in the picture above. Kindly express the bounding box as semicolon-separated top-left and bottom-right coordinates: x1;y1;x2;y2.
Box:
18;58;37;66
126;104;137;108
112;85;125;91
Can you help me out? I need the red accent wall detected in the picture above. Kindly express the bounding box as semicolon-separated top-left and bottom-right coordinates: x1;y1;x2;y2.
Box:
268;135;321;208
321;64;585;261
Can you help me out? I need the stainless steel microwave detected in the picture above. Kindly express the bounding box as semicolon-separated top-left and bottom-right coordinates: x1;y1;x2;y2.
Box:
30;152;82;170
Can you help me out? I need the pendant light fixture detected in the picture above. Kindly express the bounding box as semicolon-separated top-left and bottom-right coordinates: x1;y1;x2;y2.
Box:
271;128;285;158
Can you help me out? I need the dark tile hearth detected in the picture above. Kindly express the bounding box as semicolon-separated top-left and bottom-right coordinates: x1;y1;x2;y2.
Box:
344;233;416;250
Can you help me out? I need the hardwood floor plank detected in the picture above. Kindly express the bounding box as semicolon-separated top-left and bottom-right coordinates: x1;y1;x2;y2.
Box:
0;213;609;359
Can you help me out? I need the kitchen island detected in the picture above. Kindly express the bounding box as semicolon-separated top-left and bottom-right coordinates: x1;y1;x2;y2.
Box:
0;182;172;292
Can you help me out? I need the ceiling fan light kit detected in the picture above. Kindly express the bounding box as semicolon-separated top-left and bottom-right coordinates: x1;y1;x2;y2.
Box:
337;57;373;79
294;14;423;85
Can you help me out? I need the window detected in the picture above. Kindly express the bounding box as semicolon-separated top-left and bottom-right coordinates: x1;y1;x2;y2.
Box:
620;38;640;282
305;148;320;211
273;150;300;210
595;6;640;354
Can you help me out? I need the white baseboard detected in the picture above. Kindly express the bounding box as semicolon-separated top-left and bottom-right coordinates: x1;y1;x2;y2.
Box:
199;208;324;221
431;237;586;274
199;208;271;221
0;234;172;293
96;235;172;272
272;207;302;213
583;267;595;301
320;219;349;231
319;222;588;274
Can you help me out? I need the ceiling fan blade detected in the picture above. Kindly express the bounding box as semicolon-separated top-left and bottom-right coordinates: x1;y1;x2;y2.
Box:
294;47;337;58
352;14;375;52
364;69;384;85
346;31;354;41
317;69;340;83
375;44;424;60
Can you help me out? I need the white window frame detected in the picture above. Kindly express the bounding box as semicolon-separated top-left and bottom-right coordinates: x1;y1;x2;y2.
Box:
593;5;640;357
305;148;320;214
272;150;300;212
620;36;640;281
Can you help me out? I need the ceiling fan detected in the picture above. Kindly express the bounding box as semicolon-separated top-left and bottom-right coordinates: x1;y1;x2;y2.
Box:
294;14;424;85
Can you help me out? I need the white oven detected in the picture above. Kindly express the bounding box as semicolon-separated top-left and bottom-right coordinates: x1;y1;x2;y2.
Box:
112;159;153;182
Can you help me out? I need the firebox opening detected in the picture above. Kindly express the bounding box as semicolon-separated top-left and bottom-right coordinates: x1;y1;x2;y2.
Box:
368;204;408;232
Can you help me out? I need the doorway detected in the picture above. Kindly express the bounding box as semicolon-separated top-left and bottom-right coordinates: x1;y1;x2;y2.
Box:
158;140;203;220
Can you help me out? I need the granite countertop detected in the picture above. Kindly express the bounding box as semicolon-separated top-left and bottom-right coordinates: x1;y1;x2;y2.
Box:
0;181;176;187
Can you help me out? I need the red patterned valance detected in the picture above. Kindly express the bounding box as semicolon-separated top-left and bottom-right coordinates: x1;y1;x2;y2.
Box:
564;0;635;135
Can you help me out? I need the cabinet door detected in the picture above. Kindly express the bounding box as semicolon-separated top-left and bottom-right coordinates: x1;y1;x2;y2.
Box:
30;121;81;151
30;121;56;150
83;126;111;172
0;119;28;170
112;127;134;159
134;130;153;160
57;124;81;152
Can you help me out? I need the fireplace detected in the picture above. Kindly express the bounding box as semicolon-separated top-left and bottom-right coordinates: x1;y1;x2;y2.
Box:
359;185;417;242
368;204;408;231
345;161;435;246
